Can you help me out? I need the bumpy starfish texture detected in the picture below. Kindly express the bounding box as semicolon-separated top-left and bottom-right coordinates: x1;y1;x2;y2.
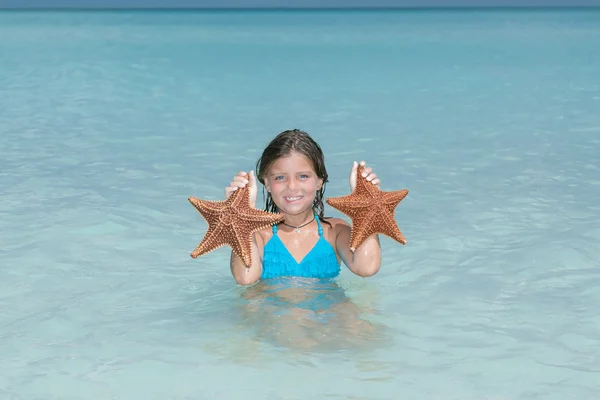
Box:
326;164;408;252
189;176;284;267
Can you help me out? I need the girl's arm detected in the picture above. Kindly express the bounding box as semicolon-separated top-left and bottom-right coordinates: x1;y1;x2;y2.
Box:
226;170;263;285
334;220;382;277
333;160;383;277
229;232;264;285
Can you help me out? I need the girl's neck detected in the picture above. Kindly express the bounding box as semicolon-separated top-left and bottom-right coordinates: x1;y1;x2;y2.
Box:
281;209;315;228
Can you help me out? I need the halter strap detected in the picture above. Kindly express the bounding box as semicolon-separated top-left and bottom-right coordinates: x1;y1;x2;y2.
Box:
316;216;323;236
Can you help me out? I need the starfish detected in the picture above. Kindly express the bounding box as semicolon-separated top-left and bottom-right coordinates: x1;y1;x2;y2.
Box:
326;164;408;252
188;175;284;267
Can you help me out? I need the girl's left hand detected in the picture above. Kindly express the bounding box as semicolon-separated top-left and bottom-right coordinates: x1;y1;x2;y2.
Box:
350;160;380;192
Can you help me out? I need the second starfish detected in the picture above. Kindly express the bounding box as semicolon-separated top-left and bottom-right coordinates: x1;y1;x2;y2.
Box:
326;164;408;252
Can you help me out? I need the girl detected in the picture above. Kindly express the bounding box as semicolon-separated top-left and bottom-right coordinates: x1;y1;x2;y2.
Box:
226;129;382;286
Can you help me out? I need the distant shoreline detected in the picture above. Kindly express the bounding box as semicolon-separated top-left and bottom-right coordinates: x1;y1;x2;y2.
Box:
0;6;599;11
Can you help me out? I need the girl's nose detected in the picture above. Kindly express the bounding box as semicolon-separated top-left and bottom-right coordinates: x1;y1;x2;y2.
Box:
287;177;298;190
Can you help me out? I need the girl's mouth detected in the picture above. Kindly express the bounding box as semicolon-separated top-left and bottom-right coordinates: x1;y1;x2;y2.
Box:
283;196;303;203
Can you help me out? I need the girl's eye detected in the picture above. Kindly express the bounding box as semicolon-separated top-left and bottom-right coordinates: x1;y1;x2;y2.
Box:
274;176;284;180
299;174;309;179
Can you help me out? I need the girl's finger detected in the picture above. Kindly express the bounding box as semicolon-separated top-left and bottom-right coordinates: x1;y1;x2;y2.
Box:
225;187;237;198
366;173;376;181
233;179;249;186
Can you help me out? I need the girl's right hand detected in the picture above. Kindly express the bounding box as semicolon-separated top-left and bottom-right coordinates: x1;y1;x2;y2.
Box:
225;170;258;208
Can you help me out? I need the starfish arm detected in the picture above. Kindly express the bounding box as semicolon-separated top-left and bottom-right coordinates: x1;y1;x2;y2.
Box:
188;197;230;221
326;195;372;220
228;221;255;267
191;221;229;258
381;189;409;210
238;208;283;223
377;210;407;245
348;208;383;251
363;179;382;197
231;185;253;209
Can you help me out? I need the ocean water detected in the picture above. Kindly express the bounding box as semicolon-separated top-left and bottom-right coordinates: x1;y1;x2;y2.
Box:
1;7;600;400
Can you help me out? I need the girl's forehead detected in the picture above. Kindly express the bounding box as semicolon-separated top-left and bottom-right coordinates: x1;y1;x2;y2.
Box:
269;153;315;172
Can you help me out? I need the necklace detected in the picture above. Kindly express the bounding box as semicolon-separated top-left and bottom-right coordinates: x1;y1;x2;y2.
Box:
281;215;315;233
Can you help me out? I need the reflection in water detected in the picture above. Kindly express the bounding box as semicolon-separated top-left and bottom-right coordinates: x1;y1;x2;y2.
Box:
238;277;388;352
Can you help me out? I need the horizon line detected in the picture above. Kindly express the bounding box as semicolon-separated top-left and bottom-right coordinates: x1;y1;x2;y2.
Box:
1;5;599;10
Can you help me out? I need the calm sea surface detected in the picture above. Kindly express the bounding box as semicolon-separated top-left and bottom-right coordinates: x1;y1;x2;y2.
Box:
1;8;599;400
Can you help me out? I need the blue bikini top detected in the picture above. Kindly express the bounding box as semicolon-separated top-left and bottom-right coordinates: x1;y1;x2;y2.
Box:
261;215;341;280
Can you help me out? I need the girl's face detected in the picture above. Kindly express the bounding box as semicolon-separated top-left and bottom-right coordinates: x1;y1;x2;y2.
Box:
264;152;323;216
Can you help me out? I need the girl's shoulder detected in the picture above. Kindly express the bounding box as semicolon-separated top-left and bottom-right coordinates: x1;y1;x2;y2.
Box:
321;216;350;236
320;217;350;251
254;224;276;246
322;216;349;225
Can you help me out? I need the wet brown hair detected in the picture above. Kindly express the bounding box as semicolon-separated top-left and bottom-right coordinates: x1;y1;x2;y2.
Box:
256;129;330;225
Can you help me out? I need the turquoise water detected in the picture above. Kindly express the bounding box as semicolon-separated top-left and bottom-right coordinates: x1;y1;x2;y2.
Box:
1;8;599;400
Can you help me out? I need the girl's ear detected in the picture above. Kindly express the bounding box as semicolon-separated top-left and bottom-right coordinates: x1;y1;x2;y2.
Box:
316;178;323;190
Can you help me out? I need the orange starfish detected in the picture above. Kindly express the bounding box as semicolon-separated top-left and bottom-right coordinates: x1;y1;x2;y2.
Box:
188;175;284;267
326;164;408;252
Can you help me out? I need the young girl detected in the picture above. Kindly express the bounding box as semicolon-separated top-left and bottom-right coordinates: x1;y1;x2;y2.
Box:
225;129;382;286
